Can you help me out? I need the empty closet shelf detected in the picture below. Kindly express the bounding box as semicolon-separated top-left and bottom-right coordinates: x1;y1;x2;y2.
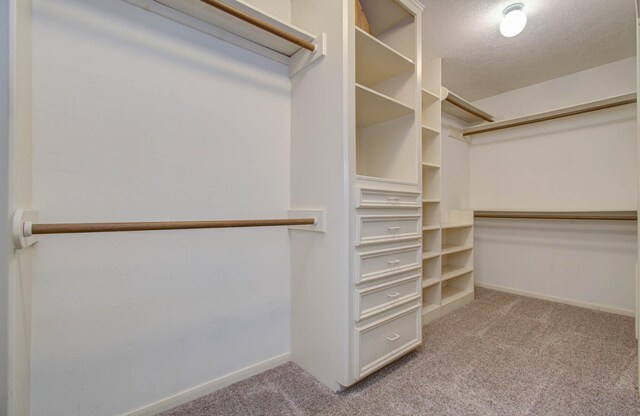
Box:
441;265;473;281
422;252;440;260
356;27;414;86
356;84;414;127
422;277;439;288
441;244;473;255
441;286;472;305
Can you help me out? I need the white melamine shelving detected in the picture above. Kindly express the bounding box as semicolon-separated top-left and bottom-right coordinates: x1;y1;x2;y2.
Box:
356;84;414;127
125;0;318;64
441;265;473;282
355;27;414;86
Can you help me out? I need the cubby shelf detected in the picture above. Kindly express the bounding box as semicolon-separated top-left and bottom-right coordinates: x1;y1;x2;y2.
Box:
422;199;440;203
442;286;473;305
441;223;473;229
422;277;439;288
422;162;440;169
422;303;440;314
356;84;414;127
422;125;440;135
441;265;473;282
422;252;440;260
355;27;414;86
422;225;440;231
422;88;440;107
441;244;473;256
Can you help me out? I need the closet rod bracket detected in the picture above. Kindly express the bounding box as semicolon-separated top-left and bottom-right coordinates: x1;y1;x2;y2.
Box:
288;209;326;232
12;209;39;249
289;33;327;78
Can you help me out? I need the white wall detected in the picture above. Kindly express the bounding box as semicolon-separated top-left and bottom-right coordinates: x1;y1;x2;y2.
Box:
30;1;292;415
470;58;638;314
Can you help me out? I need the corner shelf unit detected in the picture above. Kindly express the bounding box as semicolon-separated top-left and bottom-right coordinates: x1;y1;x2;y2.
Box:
420;60;475;324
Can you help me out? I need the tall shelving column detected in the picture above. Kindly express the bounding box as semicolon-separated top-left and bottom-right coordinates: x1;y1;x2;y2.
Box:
421;59;442;324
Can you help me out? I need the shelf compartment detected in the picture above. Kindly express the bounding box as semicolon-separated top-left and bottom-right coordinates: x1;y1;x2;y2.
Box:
422;225;439;231
422;251;440;260
422;255;440;286
422;282;441;311
423;203;441;228
422;162;440;169
422;228;440;254
441;273;473;305
356;84;414;127
441;265;473;282
422;125;440;167
422;166;441;201
441;226;472;251
441;244;473;256
356;111;417;182
126;0;316;62
441;223;472;230
359;0;416;61
422;199;440;204
422;88;440;107
422;277;439;288
356;27;414;86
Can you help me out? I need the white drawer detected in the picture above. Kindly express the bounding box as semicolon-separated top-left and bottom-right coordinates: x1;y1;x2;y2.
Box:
357;187;421;209
357;304;421;377
357;244;421;284
356;274;421;320
356;214;421;246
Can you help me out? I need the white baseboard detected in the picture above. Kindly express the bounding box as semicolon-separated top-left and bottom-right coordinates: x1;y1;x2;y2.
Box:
475;282;635;317
123;352;291;416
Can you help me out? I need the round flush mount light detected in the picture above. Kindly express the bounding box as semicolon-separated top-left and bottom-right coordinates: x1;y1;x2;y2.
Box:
500;3;527;38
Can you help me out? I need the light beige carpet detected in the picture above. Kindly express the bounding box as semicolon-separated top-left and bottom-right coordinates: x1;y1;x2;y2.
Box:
161;288;640;415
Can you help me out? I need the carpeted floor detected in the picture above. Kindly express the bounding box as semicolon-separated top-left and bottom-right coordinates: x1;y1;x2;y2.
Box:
161;288;640;415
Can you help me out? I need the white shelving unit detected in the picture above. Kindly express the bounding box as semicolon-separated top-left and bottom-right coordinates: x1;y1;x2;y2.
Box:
420;60;475;324
290;0;425;391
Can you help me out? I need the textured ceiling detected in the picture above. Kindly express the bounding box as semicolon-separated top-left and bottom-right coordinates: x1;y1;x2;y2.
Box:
422;0;637;100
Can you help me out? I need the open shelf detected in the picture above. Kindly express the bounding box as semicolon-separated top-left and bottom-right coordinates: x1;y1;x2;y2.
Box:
422;225;439;231
422;277;439;288
441;285;472;305
422;282;441;313
355;27;414;86
441;265;473;282
360;0;416;60
356;84;414;127
422;162;440;169
441;88;494;124
422;252;440;260
422;125;440;136
125;0;317;63
422;199;440;203
441;223;472;229
441;244;473;256
422;88;440;107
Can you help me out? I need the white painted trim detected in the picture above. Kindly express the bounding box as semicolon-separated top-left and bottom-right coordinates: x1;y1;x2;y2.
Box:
123;352;291;416
476;282;635;317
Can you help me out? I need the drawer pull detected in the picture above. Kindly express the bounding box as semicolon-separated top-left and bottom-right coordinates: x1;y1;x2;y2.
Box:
387;292;401;298
386;259;401;266
387;226;401;231
387;197;400;202
386;334;400;341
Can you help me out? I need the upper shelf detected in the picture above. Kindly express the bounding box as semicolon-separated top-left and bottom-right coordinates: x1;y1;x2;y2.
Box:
355;27;414;86
125;0;318;65
441;87;494;124
356;84;414;127
422;88;440;107
359;0;414;36
463;93;637;137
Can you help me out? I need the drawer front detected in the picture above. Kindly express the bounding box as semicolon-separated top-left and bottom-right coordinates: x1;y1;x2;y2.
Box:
357;244;421;284
357;187;421;209
356;274;421;320
357;304;421;377
357;215;421;246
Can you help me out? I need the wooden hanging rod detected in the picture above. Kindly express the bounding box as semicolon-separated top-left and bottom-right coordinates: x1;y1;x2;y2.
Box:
464;93;637;137
198;0;316;52
24;218;316;236
474;211;637;221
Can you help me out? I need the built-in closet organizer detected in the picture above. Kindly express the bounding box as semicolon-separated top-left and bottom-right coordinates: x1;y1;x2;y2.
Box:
290;0;424;390
418;60;479;323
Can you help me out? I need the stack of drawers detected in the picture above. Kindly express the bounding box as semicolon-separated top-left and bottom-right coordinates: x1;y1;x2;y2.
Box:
352;181;423;380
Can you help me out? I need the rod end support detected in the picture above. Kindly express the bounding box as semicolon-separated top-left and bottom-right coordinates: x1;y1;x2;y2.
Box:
288;209;326;233
12;209;39;249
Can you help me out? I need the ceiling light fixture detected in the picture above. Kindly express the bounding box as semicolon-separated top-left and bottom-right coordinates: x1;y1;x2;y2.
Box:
500;3;527;38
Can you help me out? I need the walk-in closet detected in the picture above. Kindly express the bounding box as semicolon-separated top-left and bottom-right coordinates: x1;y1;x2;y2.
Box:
1;0;639;415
